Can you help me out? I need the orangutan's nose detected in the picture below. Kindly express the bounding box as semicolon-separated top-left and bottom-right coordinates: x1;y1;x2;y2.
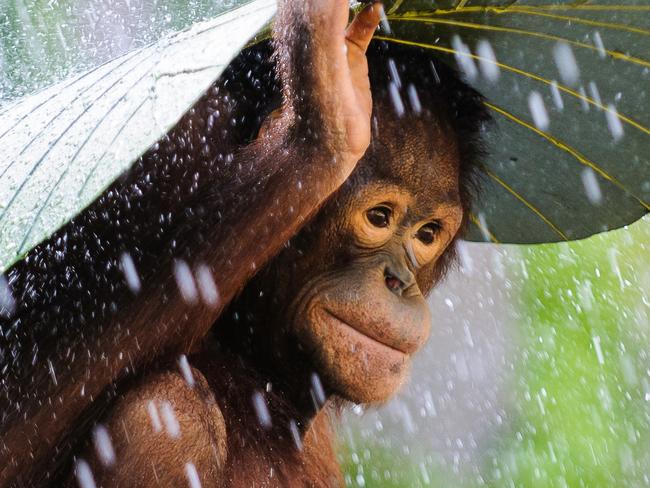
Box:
384;265;415;296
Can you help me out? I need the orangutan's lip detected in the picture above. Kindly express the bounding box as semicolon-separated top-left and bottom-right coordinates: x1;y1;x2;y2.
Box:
323;309;411;356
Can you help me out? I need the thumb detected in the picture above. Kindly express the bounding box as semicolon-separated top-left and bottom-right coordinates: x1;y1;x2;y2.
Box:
345;3;382;52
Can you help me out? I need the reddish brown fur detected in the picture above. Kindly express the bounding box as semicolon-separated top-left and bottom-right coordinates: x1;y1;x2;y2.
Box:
62;74;474;488
0;3;489;486
70;356;341;487
0;5;360;484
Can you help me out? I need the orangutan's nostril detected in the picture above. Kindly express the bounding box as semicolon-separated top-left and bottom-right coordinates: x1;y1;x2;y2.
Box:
385;273;403;293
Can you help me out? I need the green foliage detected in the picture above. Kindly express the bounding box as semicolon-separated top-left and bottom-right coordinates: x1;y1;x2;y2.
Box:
340;441;455;488
485;218;650;487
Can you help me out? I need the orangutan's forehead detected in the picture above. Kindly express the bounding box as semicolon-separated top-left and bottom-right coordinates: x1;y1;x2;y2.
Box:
366;112;461;208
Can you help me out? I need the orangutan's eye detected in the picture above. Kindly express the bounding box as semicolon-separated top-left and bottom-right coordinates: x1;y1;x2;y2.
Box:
366;206;392;228
416;222;441;245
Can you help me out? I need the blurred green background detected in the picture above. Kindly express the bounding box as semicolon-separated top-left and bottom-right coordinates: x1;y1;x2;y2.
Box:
2;1;649;486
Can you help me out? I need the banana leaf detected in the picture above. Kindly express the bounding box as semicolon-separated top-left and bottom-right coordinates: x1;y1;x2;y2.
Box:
1;0;648;274
379;0;650;244
0;0;277;274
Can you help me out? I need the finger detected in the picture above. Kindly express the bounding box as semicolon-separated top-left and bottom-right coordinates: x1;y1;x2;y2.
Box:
306;0;350;37
345;3;382;52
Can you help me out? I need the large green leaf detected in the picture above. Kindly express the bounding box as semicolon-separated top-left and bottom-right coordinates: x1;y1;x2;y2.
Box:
1;0;648;275
379;0;650;243
0;0;276;274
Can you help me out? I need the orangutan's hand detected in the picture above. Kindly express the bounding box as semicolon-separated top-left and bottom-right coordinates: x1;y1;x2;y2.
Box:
273;1;382;166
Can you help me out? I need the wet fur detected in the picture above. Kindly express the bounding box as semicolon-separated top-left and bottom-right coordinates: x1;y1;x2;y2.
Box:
0;23;489;488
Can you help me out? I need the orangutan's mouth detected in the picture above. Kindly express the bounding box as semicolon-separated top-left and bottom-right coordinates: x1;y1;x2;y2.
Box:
323;309;411;356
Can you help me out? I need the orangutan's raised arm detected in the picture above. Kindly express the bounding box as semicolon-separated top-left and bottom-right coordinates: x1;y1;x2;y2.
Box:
0;1;381;485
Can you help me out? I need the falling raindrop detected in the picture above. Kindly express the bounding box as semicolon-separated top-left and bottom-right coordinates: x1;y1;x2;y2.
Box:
0;274;15;318
577;86;590;111
453;353;470;381
592;335;604;365
605;104;624;141
581;168;602;205
47;359;58;386
406;84;421;114
476;39;499;83
396;400;415;433
92;424;116;467
147;400;163;433
387;58;401;88
423;390;437;417
588;81;602;108
174;259;199;304
443;298;454;312
178;354;195;388
593;31;606;59
578;280;594;312
388;81;404;117
252;391;272;429
528;91;550;130
491;250;506;279
477;212;491;242
160;401;181;438
74;459;97;488
429;60;441;84
549;80;564;111
607;248;625;289
185;463;202;488
456;241;474;274
553;42;580;85
289;419;303;450
619;354;639;387
120;252;141;293
419;463;431;485
311;372;326;407
463;323;474;348
536;393;546;415
195;263;220;307
451;35;478;81
598;384;613;411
